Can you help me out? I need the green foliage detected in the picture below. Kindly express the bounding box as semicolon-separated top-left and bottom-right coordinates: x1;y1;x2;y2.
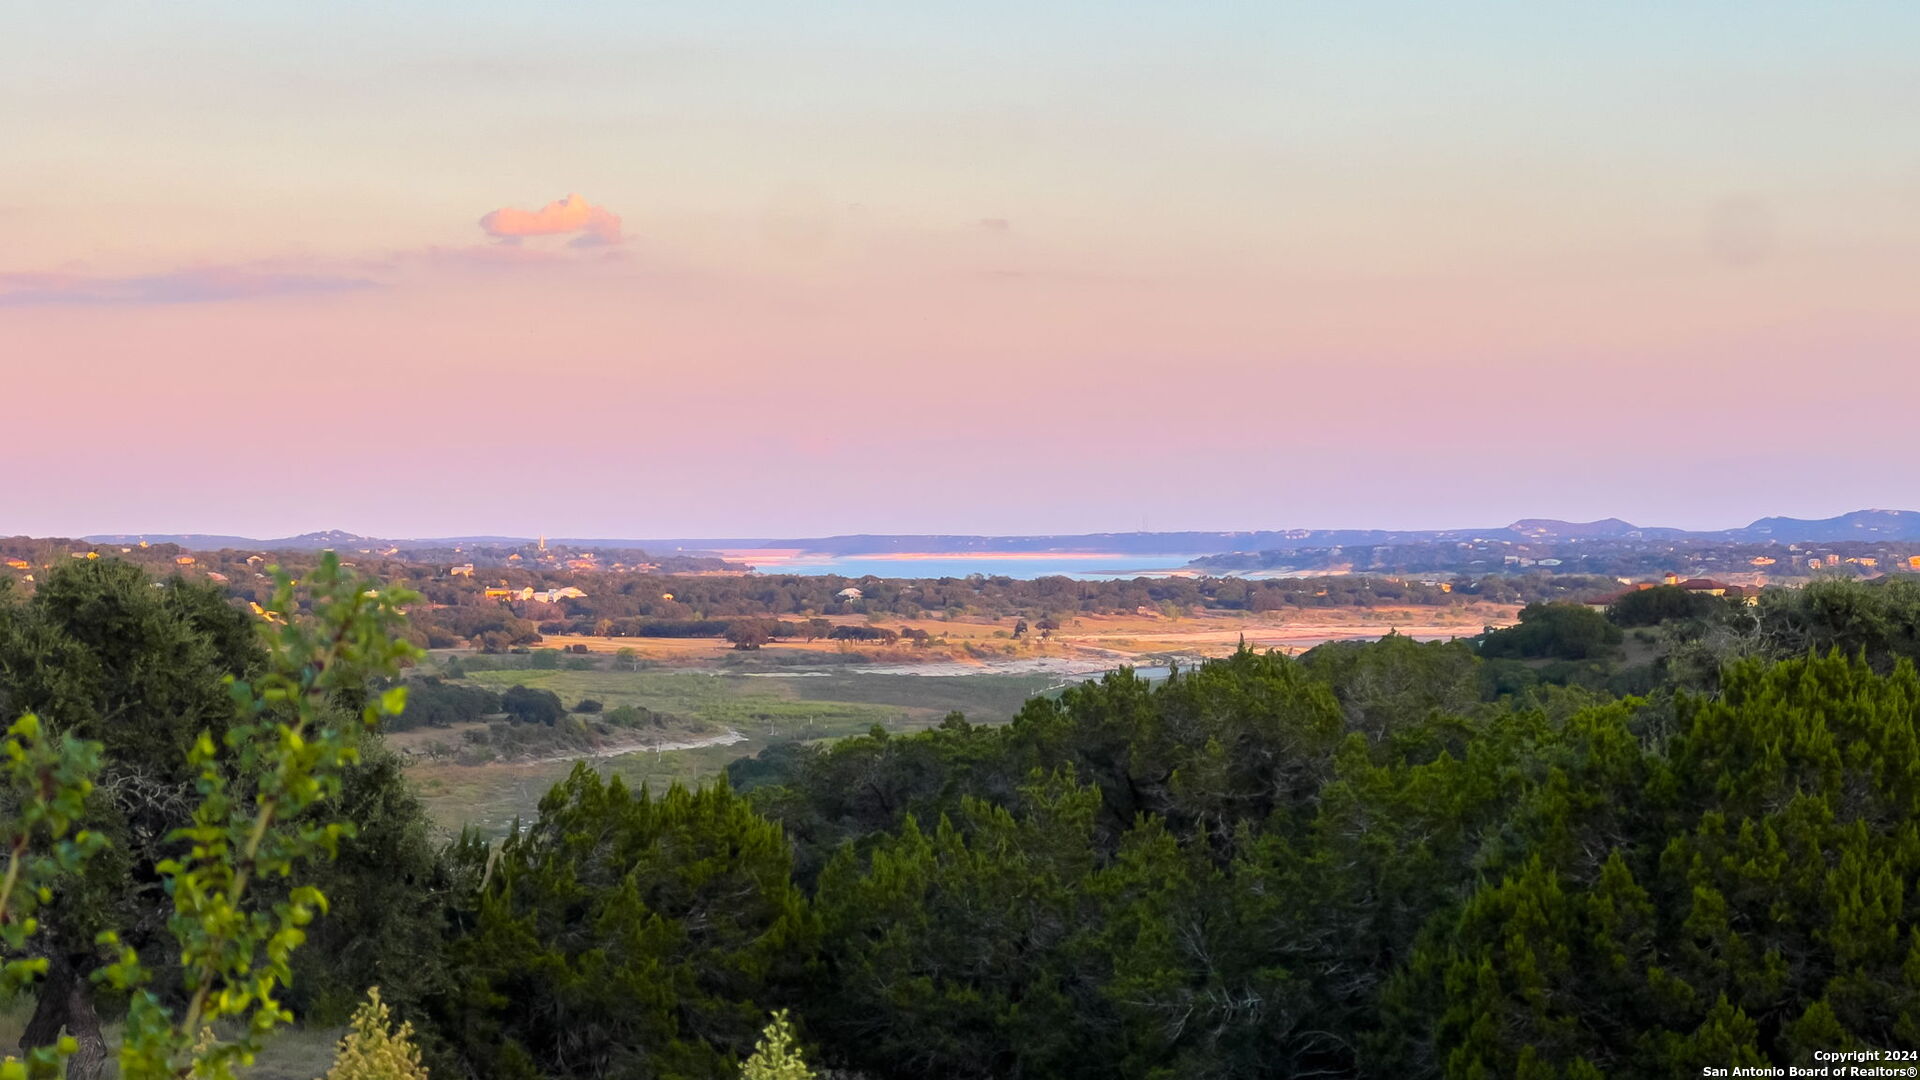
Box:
1605;584;1719;627
387;679;500;730
725;621;776;650
1299;632;1482;737
0;554;422;1080
1417;653;1920;1074
1478;602;1623;660
1753;576;1920;670
703;639;1920;1077
603;704;655;728
0;715;106;1078
498;686;563;726
0;559;259;783
286;744;449;1025
739;1011;814;1080
113;552;422;1079
812;776;1099;1079
434;767;816;1078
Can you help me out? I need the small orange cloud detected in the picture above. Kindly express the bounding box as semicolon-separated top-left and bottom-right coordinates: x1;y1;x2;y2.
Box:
478;193;623;246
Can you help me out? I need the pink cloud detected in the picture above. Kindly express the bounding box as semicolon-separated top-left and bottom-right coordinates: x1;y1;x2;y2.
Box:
478;193;623;247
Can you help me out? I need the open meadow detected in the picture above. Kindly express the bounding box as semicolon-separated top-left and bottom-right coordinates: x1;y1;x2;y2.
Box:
401;665;1057;834
395;605;1517;835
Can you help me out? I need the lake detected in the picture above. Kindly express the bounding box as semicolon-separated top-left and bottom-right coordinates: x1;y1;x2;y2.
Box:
739;553;1204;580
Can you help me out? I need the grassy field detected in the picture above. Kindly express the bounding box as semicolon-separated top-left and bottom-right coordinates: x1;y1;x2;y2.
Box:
401;606;1509;837
407;667;1056;835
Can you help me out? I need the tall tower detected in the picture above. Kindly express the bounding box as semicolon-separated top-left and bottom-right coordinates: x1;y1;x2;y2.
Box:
538;534;547;553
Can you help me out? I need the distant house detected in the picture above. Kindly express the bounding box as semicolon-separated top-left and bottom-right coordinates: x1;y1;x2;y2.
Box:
70;551;99;560
449;563;476;578
483;588;516;600
175;555;196;566
3;558;29;570
1678;578;1729;596
1910;555;1920;571
1750;556;1776;566
205;571;230;584
837;587;863;601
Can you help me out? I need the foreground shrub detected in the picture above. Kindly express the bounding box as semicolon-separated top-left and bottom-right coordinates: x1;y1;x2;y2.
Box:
325;988;430;1080
740;1011;815;1080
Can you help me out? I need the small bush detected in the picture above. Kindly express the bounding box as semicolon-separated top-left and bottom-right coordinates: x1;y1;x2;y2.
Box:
741;1010;815;1080
323;987;429;1080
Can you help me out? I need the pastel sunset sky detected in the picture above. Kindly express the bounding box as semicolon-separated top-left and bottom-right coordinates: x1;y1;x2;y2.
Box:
4;2;1917;538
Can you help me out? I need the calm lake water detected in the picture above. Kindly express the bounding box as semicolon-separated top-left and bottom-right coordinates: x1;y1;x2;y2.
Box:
744;554;1202;580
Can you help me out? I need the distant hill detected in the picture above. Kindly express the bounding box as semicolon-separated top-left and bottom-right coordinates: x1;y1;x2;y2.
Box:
84;530;378;551
1505;518;1689;541
1733;509;1920;542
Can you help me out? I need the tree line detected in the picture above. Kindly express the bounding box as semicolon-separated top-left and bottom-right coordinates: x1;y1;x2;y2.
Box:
390;569;1612;651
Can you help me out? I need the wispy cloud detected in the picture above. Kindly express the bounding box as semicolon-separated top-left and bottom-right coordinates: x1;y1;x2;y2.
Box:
3;195;629;308
478;193;623;247
0;265;379;307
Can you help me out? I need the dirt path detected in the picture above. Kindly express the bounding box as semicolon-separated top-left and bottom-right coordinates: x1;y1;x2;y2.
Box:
523;728;748;765
396;725;749;766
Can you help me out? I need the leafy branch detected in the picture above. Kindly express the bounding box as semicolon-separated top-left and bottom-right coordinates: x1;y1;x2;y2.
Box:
0;552;418;1080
